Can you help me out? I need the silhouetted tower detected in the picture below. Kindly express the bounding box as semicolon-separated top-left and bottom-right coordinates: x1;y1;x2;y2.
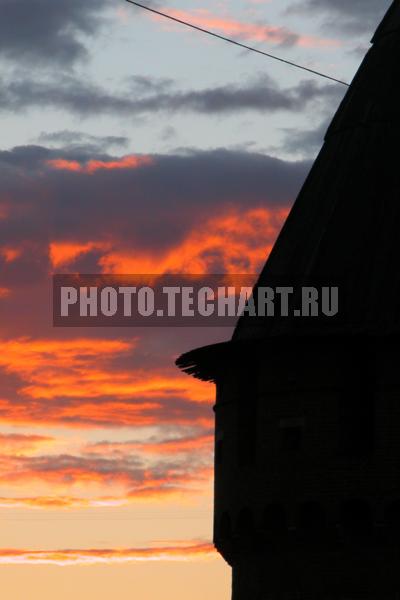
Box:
177;2;400;598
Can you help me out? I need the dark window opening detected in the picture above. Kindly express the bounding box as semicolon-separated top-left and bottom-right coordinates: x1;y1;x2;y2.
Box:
237;404;257;465
264;503;287;539
341;499;373;537
279;417;305;453
236;507;255;539
339;347;375;457
297;502;327;539
281;426;303;452
384;501;400;535
236;361;258;467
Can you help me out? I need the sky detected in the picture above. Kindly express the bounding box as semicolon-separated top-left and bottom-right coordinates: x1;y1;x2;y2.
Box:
0;0;393;598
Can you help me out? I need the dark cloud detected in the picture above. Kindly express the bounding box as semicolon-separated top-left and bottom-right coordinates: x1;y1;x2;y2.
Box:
286;0;392;36
0;72;343;117
0;144;309;339
0;144;310;253
0;0;108;66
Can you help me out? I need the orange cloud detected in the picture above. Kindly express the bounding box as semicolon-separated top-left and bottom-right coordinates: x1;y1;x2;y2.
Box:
0;202;9;220
0;448;213;507
88;433;213;456
49;241;111;268
0;476;211;508
125;478;213;501
0;287;11;299
0;246;22;262
0;336;213;428
0;542;215;565
0;394;212;429
47;207;287;275
0;433;54;455
0;337;131;391
0;338;132;370
0;487;199;508
100;207;288;275
0;495;103;509
20;369;211;403
155;8;340;48
46;154;153;174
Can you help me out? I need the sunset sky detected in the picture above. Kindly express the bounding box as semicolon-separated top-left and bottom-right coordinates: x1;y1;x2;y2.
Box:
0;0;391;598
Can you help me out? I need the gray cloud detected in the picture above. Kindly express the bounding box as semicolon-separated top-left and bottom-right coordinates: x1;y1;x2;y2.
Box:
0;72;344;117
0;73;133;115
287;0;392;36
127;75;175;94
280;119;328;156
279;83;345;157
0;0;108;66
3;450;210;489
160;126;177;142
37;130;129;150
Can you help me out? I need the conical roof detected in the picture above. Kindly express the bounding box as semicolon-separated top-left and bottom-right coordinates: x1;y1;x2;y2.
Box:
372;0;400;42
233;0;400;341
177;1;400;379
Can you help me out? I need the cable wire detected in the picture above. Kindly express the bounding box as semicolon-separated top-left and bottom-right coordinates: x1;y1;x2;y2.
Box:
125;0;350;87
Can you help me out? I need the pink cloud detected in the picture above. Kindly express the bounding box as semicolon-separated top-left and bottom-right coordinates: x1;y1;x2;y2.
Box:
154;8;341;49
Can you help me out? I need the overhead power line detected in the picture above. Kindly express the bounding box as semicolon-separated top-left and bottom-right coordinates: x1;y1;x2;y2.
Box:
125;0;350;87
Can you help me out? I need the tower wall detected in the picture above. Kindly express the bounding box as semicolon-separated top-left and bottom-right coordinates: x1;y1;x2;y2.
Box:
213;338;400;598
232;550;400;600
